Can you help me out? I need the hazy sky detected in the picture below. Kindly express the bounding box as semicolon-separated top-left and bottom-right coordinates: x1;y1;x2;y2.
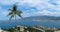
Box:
0;0;60;20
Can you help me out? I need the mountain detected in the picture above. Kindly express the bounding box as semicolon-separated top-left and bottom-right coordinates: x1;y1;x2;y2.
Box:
2;15;60;22
21;16;60;21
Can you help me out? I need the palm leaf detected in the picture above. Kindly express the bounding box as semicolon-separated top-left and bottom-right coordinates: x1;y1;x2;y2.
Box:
17;11;22;18
9;15;14;20
18;14;22;18
7;12;13;16
19;11;23;13
8;9;12;11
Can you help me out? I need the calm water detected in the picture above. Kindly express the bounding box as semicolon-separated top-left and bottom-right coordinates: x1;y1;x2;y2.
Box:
0;20;60;29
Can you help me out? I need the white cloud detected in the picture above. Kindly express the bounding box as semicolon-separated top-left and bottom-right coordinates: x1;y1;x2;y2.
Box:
0;6;2;10
2;11;9;16
21;11;32;17
30;10;55;16
22;9;60;17
18;0;42;6
21;10;54;17
0;0;60;17
0;7;1;9
50;0;60;5
40;10;54;16
0;9;10;16
0;0;19;5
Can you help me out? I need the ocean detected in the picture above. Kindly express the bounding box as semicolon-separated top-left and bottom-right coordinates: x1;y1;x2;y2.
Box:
0;20;60;30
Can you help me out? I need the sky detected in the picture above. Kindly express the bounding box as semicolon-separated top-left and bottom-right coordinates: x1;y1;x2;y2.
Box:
0;0;60;20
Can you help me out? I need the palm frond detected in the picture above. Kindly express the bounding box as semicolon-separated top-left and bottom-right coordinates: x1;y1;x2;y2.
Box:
7;12;13;16
9;15;14;20
16;11;23;18
18;14;22;18
18;10;23;13
8;9;12;11
19;11;23;13
17;10;22;13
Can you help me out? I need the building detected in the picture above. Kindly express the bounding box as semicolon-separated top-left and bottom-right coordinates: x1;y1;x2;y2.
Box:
54;30;60;32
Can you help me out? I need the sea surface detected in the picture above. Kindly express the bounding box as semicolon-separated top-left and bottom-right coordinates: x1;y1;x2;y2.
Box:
0;20;60;30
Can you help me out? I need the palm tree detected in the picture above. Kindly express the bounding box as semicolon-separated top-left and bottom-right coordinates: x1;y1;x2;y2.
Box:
8;4;23;20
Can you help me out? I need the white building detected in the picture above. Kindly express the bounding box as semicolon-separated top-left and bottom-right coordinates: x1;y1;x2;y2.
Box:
0;28;3;32
17;25;25;32
54;30;60;32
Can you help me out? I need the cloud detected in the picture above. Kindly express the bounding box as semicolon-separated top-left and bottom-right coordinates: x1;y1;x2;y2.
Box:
49;0;60;5
0;0;60;18
0;0;19;5
0;10;9;20
21;9;60;17
0;6;2;11
1;11;9;16
21;10;54;17
0;7;1;9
